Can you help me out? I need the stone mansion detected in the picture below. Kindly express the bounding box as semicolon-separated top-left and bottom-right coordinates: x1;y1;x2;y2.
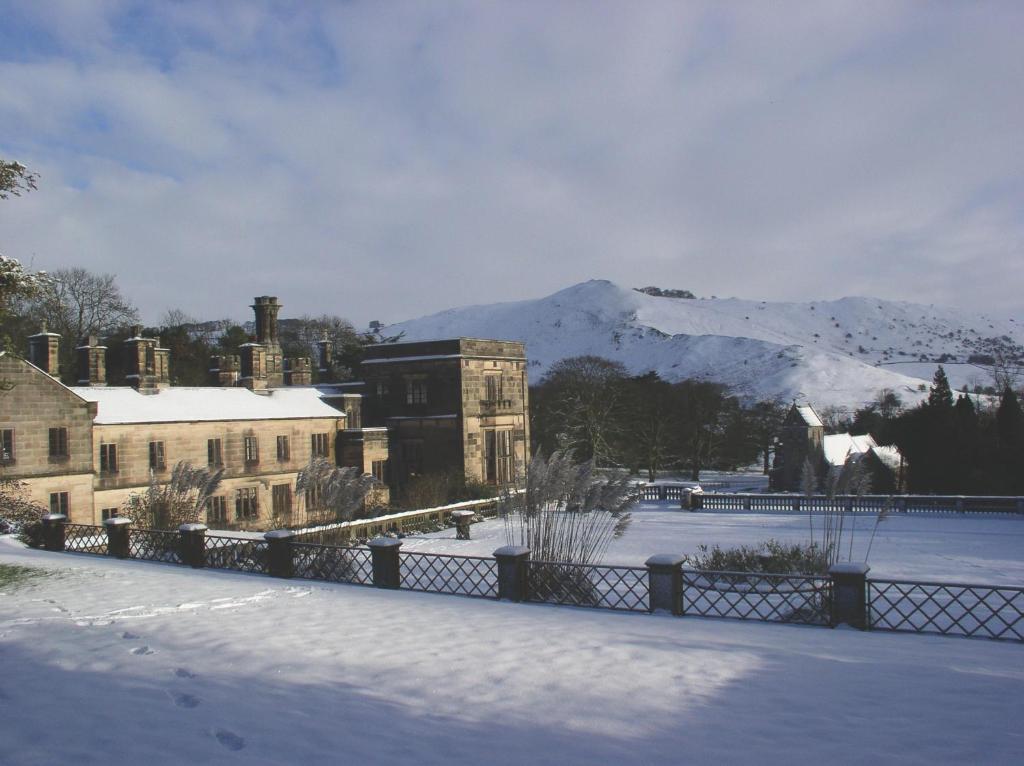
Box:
0;296;529;529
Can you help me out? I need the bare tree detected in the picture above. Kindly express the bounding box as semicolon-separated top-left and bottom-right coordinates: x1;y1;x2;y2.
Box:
23;268;138;377
532;356;628;465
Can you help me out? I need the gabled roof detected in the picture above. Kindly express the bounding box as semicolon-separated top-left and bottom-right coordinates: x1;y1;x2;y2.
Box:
794;404;823;428
69;386;344;425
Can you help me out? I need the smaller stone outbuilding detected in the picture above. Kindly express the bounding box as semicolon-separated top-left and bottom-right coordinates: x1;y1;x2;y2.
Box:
770;403;904;493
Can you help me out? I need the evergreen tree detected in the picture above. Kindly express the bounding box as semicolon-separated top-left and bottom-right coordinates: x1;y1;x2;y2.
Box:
996;387;1023;448
927;366;954;409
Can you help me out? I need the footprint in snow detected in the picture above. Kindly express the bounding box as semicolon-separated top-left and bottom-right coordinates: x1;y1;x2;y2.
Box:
121;631;140;640
174;668;196;679
130;645;155;656
172;693;200;709
214;729;245;751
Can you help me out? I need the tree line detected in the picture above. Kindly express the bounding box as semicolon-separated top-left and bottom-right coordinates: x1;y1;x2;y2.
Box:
846;367;1024;495
529;355;786;480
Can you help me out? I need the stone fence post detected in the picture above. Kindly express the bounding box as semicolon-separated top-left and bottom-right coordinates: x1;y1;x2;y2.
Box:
265;530;296;578
41;514;67;552
829;563;870;630
103;517;132;559
368;537;402;589
451;510;475;540
179;523;208;569
645;554;685;615
493;546;530;602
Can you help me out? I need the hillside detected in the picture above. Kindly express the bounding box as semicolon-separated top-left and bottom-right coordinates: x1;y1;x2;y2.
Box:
384;280;1024;408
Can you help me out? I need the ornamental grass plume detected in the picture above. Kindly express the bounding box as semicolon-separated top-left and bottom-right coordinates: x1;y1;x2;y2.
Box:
498;450;640;566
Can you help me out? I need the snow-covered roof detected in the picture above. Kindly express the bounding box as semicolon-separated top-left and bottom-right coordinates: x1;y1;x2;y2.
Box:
69;386;345;425
795;405;823;427
823;432;877;466
872;444;904;472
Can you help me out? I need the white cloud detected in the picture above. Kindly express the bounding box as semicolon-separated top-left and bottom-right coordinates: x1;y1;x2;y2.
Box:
0;0;1021;326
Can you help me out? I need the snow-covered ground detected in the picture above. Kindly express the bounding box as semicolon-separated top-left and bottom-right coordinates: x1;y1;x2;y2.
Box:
403;504;1024;584
1;537;1022;765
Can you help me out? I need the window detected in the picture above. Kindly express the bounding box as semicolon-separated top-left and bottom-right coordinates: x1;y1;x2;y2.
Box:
49;492;69;516
401;440;423;477
375;382;389;399
48;427;69;459
484;374;501;402
99;443;118;474
0;429;13;464
371;459;388;483
207;496;227;524
311;433;329;458
304;484;323;513
148;441;166;471
272;484;292;518
207;438;223;468
276;435;290;462
101;508;119;521
485;430;514;484
406;379;427;405
235;487;258;520
243;436;259;465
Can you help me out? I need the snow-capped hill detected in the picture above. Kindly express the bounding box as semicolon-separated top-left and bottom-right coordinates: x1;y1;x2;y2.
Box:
384;280;1023;408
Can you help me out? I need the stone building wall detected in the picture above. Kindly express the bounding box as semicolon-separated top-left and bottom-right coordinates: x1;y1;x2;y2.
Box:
0;354;96;521
90;414;343;528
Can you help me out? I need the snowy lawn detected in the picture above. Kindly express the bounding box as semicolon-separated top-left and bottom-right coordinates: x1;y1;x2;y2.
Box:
402;503;1024;585
1;538;1022;765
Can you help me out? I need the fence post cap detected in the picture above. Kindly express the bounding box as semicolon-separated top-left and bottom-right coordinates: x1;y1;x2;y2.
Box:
829;562;870;576
42;514;67;523
103;517;132;527
493;545;530;560
179;523;208;533
367;536;402;549
264;529;296;541
645;553;686;569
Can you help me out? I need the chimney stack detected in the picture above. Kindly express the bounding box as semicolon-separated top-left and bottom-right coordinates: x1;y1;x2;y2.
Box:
209;354;240;387
316;332;333;381
76;335;107;386
251;296;283;387
124;326;169;393
285;357;312;386
239;341;268;391
28;323;60;376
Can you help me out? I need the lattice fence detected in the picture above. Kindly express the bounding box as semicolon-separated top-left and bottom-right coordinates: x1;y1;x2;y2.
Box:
401;552;497;598
682;570;832;625
204;536;269;574
526;561;649;612
868;579;1024;641
128;529;182;564
64;524;108;555
292;543;373;585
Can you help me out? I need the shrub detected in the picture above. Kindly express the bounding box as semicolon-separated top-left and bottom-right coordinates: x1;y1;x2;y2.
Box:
0;479;47;547
684;539;829;575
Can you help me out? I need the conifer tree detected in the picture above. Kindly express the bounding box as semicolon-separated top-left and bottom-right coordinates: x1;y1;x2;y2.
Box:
927;366;954;409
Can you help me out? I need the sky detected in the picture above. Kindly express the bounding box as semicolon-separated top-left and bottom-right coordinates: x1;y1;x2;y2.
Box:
0;1;1022;328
